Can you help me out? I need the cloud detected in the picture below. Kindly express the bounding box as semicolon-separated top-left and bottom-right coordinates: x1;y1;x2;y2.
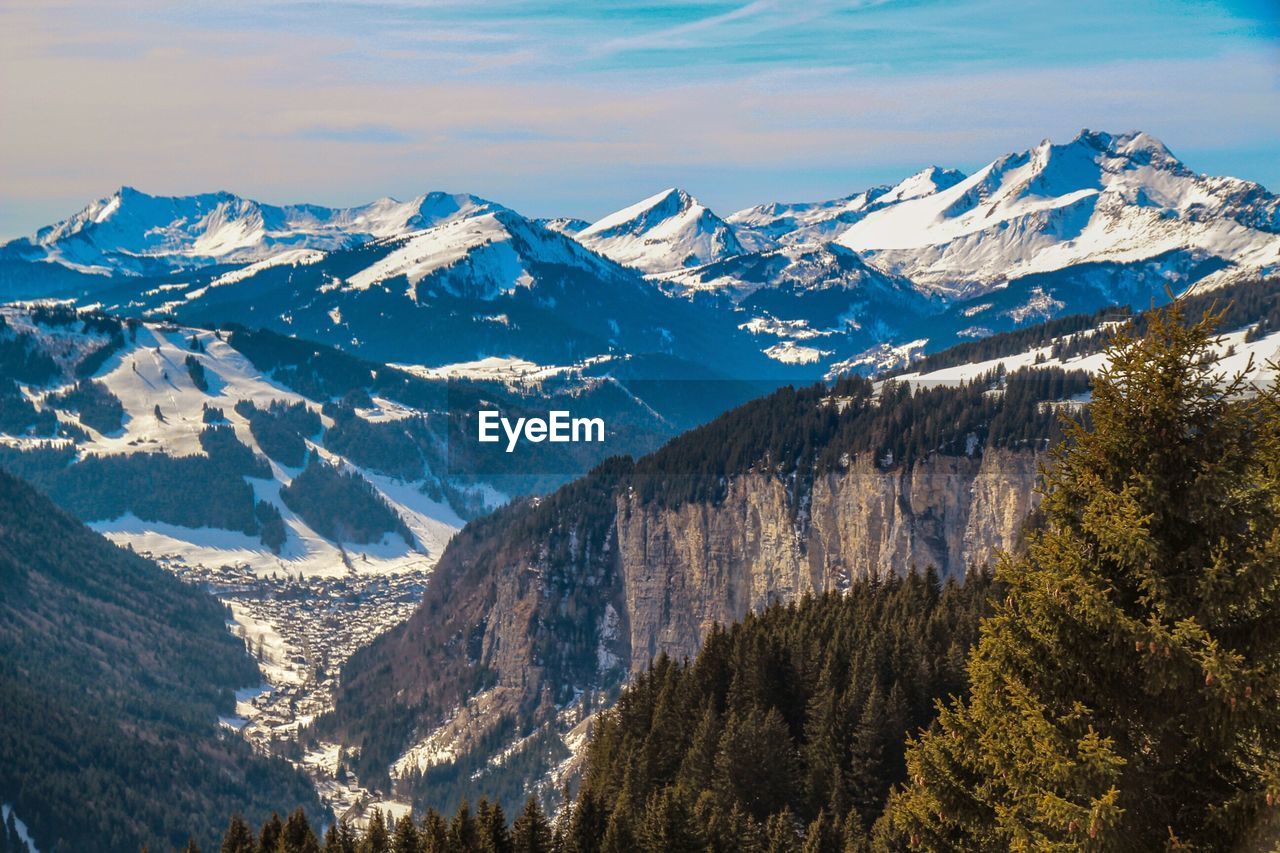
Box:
0;0;1276;239
292;124;415;144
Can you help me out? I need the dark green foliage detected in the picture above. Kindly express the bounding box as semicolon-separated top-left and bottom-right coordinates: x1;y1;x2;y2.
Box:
280;459;413;545
512;797;554;853
200;425;271;478
74;330;126;378
0;378;56;436
235;399;320;467
203;404;227;423
256;500;287;553
0;442;266;536
322;404;427;481
886;303;1280;850
220;814;255;853
0;329;60;386
47;378;125;434
0;469;322;853
567;572;991;848
899;305;1131;376
187;353;210;392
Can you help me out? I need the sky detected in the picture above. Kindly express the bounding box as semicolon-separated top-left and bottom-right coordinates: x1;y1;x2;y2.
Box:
1;0;1277;240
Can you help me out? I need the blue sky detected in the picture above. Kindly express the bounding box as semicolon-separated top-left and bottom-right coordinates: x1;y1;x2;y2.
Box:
0;0;1277;239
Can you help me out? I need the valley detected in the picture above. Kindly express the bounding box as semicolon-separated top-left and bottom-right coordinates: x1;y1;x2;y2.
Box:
2;127;1279;847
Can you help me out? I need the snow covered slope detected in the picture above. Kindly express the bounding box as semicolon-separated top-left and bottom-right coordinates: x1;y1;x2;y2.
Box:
661;242;941;364
5;129;1279;382
81;208;789;381
0;308;463;577
1;187;502;277
836;130;1280;295
728;167;966;250
340;209;627;300
575;188;745;273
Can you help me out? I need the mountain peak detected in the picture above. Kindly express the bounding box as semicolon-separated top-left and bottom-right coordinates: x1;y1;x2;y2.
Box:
576;188;742;273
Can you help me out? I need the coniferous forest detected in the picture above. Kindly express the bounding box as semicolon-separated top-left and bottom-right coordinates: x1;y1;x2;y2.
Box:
205;301;1280;852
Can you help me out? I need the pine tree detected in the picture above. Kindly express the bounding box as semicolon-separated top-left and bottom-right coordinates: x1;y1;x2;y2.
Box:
221;814;255;853
714;707;799;821
334;821;359;853
183;840;202;853
511;797;552;853
764;809;799;853
258;813;283;853
281;808;320;853
390;814;419;853
362;810;389;853
450;801;479;852
883;303;1280;850
801;810;840;853
477;799;512;853
419;809;448;853
636;788;700;853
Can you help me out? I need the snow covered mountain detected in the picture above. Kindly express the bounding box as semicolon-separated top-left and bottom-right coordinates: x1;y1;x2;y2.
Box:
1;186;502;277
836;130;1280;295
3;129;1279;379
662;242;941;364
727;166;966;250
575;188;744;273
71;206;788;380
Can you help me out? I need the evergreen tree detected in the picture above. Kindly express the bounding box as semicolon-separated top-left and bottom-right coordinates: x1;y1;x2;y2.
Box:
636;788;699;853
221;814;255;853
281;809;320;853
419;810;448;853
511;797;552;853
389;814;419;853
258;813;283;853
563;790;605;853
450;801;479;851
362;810;389;853
477;799;513;853
883;303;1280;850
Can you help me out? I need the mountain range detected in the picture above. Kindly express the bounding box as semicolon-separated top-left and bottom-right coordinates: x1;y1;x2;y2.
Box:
4;129;1277;380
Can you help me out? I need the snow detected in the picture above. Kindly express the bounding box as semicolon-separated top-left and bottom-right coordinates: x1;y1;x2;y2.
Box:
341;210;613;300
6;187;503;277
726;166;965;249
392;354;616;389
577;188;744;273
895;324;1280;389
835;130;1280;294
229;602;304;685
764;341;830;364
1;805;38;853
0;314;467;578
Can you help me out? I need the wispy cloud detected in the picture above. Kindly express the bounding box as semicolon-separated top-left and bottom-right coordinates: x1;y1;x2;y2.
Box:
292;124;415;144
0;0;1276;240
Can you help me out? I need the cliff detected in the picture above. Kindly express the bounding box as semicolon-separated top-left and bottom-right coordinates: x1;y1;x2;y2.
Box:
324;370;1074;809
616;449;1040;671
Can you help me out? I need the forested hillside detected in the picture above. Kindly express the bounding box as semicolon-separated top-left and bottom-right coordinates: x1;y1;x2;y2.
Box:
221;299;1280;852
0;468;323;852
320;362;1084;814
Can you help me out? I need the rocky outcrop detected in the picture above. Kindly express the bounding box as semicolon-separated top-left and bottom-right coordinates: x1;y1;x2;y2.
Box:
327;444;1046;795
614;449;1041;672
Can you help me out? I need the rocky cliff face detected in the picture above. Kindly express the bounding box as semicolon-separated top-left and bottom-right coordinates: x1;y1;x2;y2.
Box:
325;372;1072;805
614;449;1040;673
